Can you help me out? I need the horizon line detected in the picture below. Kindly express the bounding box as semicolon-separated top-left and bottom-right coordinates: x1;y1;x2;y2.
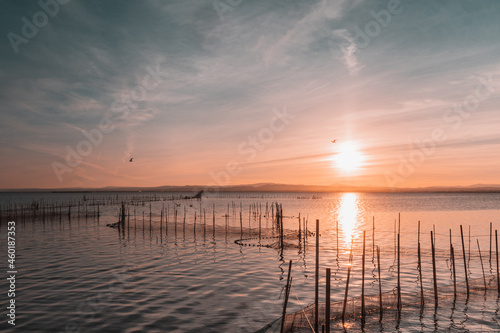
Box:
1;182;500;193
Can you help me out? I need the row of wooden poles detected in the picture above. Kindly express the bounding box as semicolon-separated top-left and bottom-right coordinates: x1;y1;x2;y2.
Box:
2;198;302;252
278;219;500;332
0;201;102;223
113;201;289;241
0;193;194;224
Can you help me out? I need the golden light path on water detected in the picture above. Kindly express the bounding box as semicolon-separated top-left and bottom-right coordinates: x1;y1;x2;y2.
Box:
335;193;363;250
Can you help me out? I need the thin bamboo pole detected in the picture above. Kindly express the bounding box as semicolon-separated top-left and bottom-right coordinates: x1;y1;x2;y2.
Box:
298;213;301;244
303;218;306;253
496;230;499;295
460;225;469;297
431;231;438;307
397;233;401;315
372;216;375;259
450;229;457;298
377;246;383;322
477;239;487;291
280;260;293;333
490;222;493;264
240;211;243;239
361;230;366;326
194;212;197;237
468;225;471;269
336;219;339;257
418;220;424;307
394;219;396;258
398;212;401;234
183;206;186;237
174;209;177;238
342;240;353;325
314;219;320;333
325;268;331;333
259;213;261;241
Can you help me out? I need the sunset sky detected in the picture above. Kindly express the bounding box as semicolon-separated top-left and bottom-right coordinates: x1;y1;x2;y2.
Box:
1;0;499;189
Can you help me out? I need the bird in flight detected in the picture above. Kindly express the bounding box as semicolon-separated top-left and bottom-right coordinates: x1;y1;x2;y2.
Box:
331;139;336;143
129;158;133;162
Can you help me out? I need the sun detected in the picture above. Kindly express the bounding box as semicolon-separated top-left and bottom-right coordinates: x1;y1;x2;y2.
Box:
333;142;365;172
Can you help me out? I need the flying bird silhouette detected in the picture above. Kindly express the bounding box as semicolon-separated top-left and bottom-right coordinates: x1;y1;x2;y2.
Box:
129;158;133;162
331;139;336;143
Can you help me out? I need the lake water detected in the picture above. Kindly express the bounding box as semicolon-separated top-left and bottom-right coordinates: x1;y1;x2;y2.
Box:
1;191;500;332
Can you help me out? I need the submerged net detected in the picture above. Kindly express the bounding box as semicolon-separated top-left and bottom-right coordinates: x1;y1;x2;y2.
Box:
257;274;499;332
235;230;315;249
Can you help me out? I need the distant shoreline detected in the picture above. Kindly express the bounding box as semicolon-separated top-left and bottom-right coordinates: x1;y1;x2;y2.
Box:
1;183;500;194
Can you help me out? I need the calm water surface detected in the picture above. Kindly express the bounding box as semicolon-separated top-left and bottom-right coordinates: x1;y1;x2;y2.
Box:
1;192;499;332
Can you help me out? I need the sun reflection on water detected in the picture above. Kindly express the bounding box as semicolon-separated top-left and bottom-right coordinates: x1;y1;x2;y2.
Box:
336;193;362;248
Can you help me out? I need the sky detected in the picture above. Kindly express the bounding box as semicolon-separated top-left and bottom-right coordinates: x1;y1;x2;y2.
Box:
1;0;499;189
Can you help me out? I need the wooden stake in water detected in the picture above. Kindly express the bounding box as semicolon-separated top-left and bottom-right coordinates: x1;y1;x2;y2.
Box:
239;211;243;239
496;230;499;295
490;222;493;265
259;213;261;241
377;246;383;322
212;204;215;238
303;217;307;254
468;225;471;268
305;218;308;245
450;229;457;298
372;216;375;259
160;207;163;234
298;213;301;243
174;209;177;238
477;239;487;291
336;219;339;257
460;225;470;297
183;206;186;237
194;212;197;237
280;260;293;333
397;233;401;315
431;231;438;307
250;204;253;237
314;219;320;333
361;230;366;326
342;240;353;325
325;267;331;333
394;219;396;258
418;221;424;306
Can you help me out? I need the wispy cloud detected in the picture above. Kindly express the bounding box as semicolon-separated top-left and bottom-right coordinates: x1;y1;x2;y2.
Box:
333;29;364;75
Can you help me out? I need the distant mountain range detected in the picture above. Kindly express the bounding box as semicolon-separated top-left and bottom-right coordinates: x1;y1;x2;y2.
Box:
3;183;500;193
